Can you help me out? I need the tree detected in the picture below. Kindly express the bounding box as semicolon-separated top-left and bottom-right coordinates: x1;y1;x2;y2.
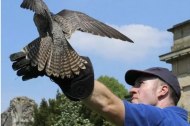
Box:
33;98;50;126
98;75;128;99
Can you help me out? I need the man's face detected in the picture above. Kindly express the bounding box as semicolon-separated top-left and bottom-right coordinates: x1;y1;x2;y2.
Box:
129;75;161;105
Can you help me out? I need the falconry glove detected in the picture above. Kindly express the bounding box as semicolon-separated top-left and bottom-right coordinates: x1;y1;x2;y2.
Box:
50;57;94;101
10;51;94;101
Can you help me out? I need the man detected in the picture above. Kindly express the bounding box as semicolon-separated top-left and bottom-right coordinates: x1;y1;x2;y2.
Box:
10;54;189;126
82;67;189;126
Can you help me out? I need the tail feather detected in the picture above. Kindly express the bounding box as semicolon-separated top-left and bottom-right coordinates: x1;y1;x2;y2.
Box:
22;36;87;78
65;41;87;77
69;50;86;73
45;46;54;76
38;37;52;71
45;40;73;78
62;43;73;78
51;48;62;77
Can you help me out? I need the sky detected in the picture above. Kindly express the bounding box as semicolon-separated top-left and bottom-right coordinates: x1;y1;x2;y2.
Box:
1;0;190;112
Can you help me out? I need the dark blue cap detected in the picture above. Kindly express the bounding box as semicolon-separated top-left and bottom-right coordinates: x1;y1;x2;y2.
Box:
125;67;181;98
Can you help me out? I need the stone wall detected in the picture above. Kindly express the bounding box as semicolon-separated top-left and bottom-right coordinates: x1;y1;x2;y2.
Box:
178;75;190;111
1;97;37;126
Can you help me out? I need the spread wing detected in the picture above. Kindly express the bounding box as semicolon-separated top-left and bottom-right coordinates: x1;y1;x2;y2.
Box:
20;0;53;36
54;9;133;42
20;0;50;17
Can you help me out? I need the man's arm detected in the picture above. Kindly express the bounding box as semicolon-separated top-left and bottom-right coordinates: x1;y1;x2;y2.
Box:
82;80;125;126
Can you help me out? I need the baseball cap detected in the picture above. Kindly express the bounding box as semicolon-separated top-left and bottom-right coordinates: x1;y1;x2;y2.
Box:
125;67;181;98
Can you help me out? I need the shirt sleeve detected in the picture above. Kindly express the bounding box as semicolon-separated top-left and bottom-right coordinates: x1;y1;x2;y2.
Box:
123;100;164;126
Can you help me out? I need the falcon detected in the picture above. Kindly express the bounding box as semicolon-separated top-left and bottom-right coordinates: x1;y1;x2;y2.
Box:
10;0;133;79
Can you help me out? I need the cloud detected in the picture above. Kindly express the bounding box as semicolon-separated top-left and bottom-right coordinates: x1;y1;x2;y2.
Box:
69;24;172;62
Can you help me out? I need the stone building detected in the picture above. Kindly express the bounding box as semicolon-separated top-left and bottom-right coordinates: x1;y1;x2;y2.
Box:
159;20;190;111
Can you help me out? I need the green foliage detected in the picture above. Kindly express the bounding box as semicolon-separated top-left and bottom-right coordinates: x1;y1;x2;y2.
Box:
53;97;94;126
33;98;59;126
98;75;128;99
32;76;129;126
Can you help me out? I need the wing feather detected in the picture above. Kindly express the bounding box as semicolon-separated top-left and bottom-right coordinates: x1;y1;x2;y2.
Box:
55;9;133;42
38;37;52;71
44;38;87;78
20;0;50;16
22;38;41;66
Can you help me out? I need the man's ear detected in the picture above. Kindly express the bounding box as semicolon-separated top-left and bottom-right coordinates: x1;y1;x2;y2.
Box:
157;84;169;99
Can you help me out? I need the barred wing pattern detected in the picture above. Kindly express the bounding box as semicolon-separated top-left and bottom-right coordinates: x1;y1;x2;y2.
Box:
22;36;87;78
54;9;133;42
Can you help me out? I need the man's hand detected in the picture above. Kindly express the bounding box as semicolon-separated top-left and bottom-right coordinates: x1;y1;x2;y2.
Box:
10;51;94;101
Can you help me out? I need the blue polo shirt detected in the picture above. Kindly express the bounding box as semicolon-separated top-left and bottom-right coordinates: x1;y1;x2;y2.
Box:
123;100;189;126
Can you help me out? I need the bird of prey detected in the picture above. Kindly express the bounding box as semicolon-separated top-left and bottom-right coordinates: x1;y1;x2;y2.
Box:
10;0;133;79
